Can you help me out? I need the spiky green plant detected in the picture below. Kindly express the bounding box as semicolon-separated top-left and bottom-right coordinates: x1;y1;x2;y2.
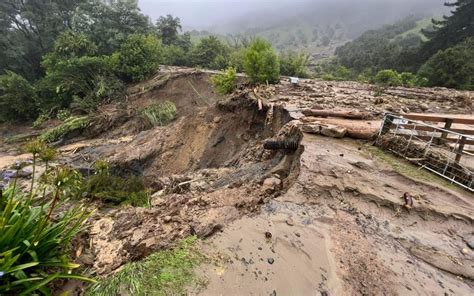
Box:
39;116;90;143
0;167;94;294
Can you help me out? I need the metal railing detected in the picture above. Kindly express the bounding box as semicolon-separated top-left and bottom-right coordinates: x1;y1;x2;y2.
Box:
376;114;474;192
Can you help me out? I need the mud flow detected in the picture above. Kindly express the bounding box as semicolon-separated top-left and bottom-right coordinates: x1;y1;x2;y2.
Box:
1;68;472;295
55;70;303;275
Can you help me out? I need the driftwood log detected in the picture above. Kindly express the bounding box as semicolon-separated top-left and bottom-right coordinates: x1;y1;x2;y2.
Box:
302;109;374;120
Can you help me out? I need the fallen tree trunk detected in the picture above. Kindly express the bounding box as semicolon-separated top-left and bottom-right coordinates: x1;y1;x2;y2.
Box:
302;109;374;120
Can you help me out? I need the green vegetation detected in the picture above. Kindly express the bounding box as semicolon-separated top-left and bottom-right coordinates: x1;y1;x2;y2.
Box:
87;236;205;296
0;143;93;295
191;36;230;70
333;1;473;90
367;145;457;190
81;160;150;207
374;70;403;87
111;34;163;83
279;51;310;78
0;71;37;122
418;38;473;90
212;67;238;95
244;38;280;84
140;101;177;128
39;116;91;143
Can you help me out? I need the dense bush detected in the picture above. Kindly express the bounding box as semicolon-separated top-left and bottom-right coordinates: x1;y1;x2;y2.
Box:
279;51;310;78
374;69;403;86
418;38;474;90
0;71;38;122
110;34;163;83
212;67;238;95
40;32;124;112
191;36;230;69
243;38;280;84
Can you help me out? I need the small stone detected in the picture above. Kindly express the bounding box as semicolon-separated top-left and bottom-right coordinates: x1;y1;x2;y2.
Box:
265;231;272;239
163;216;172;223
286;218;294;226
267;258;275;264
461;248;469;255
262;177;282;193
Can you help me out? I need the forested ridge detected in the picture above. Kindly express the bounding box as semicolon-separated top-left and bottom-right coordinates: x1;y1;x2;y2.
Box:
0;0;472;124
331;0;473;90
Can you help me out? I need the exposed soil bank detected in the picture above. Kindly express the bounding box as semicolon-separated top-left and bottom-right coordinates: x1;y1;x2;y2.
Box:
199;135;473;295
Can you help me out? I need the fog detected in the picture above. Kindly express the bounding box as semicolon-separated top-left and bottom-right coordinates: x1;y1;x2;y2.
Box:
138;0;448;33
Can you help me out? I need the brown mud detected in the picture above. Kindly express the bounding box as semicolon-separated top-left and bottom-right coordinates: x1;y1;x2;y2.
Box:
1;67;473;295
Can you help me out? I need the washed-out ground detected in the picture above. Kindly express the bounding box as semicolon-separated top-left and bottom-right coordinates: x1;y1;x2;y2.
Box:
0;67;473;295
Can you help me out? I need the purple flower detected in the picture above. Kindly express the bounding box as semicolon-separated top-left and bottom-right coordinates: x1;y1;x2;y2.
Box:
0;183;5;191
3;176;10;183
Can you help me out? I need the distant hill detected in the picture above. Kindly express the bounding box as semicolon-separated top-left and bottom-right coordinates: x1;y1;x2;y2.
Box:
189;0;446;60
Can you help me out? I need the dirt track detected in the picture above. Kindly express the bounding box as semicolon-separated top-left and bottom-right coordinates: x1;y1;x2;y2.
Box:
0;68;473;295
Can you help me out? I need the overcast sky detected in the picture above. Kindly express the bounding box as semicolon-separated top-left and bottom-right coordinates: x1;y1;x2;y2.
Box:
138;0;447;31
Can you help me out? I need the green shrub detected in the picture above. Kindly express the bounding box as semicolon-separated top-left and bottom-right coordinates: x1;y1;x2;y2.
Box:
190;36;230;69
243;38;280;84
39;116;91;143
418;38;474;90
400;72;418;87
0;159;93;295
139;101;177;128
162;45;190;67
81;161;149;207
374;69;403;86
0;71;38;122
57;109;72;121
212;67;237;95
111;34;163;83
279;51;310;78
33;114;49;129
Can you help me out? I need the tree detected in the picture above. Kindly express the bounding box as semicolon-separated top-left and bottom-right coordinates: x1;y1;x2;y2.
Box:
0;0;87;79
156;15;182;46
72;0;153;55
421;0;474;62
418;38;474;90
243;38;280;84
279;51;310;78
191;36;230;69
110;34;162;82
0;71;38;121
40;31;124;111
212;67;237;95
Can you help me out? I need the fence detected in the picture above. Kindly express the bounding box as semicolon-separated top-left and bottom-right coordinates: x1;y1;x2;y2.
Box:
375;114;474;192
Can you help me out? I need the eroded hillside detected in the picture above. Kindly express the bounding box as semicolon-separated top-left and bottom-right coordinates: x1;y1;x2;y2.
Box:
0;67;473;295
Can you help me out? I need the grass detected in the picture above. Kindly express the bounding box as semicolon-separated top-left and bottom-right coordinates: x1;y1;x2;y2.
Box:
366;145;458;190
140;101;177;128
39;116;90;143
87;236;205;296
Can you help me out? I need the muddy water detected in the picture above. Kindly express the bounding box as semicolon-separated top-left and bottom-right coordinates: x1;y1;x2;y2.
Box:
197;200;343;296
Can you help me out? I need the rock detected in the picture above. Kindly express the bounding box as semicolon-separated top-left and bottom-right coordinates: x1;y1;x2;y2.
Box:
419;103;429;111
267;258;275;264
320;125;347;138
265;231;273;239
262;177;282;192
461;248;469;255
163;216;172;223
286;218;294;226
467;241;474;250
301;124;321;134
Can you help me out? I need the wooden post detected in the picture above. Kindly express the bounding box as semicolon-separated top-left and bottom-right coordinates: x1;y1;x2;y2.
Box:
438;118;453;144
455;136;466;164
